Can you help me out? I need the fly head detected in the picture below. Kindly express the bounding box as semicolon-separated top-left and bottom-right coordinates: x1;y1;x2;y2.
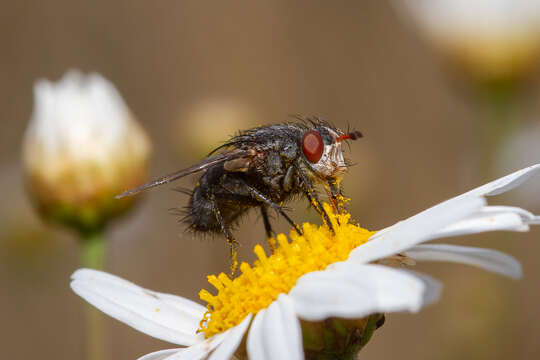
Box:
300;121;362;181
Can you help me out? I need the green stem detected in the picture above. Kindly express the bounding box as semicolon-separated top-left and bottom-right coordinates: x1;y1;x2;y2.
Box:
81;230;106;270
80;230;107;360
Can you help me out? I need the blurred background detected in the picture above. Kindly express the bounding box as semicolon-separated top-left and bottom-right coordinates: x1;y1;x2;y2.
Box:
1;1;539;359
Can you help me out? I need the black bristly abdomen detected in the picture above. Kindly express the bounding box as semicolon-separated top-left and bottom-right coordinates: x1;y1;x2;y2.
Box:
187;165;250;233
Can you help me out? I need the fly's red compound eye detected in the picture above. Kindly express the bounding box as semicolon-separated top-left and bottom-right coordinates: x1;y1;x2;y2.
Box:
302;130;324;163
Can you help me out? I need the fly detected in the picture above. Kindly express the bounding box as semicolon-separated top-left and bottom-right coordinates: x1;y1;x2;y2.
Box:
116;117;362;274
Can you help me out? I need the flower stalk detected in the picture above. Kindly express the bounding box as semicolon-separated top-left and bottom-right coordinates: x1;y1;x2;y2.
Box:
81;229;106;270
81;229;106;360
84;298;105;360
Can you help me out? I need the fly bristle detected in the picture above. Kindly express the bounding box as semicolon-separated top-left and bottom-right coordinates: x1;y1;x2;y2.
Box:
169;204;194;222
343;158;356;167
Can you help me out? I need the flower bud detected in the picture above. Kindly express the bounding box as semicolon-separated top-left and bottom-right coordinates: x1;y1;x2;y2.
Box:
22;70;151;233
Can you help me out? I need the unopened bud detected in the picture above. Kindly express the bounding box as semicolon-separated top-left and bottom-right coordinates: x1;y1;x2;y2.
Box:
22;70;151;233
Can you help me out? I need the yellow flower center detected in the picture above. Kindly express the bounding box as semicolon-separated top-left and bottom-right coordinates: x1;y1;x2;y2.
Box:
198;203;375;338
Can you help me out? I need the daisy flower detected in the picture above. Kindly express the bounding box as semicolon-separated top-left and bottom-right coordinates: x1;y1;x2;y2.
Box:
71;164;539;360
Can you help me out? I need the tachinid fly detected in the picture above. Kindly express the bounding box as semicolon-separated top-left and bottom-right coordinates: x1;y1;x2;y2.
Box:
117;117;362;274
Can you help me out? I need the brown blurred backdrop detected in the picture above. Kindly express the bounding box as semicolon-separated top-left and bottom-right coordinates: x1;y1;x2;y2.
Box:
1;1;539;359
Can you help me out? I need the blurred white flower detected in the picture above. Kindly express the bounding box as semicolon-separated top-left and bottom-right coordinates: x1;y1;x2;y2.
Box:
22;70;151;231
71;164;539;359
396;0;540;82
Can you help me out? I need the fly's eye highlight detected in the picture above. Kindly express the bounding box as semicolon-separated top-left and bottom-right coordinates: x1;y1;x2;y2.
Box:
302;130;324;163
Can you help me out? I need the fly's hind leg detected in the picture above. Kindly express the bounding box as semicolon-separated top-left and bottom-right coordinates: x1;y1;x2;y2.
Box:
260;206;277;252
209;193;239;275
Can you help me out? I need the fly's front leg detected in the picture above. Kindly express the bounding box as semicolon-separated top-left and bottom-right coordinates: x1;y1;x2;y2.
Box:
209;192;239;275
294;162;335;233
260;206;277;252
327;179;344;215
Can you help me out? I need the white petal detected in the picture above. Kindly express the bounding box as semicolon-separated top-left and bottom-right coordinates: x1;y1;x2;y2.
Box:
163;318;251;360
246;295;303;360
355;167;540;265
137;349;183;360
404;270;442;307
264;295;303;360
290;263;426;321
405;244;522;279
429;206;534;240
71;269;205;346
208;314;252;360
350;195;485;264
71;269;206;318
487;206;538;223
463;164;540;197
163;332;229;360
246;309;266;360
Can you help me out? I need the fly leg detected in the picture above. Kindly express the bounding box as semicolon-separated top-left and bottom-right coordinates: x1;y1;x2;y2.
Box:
237;180;302;236
326;180;344;215
260;206;277;252
294;162;335;233
209;192;239;275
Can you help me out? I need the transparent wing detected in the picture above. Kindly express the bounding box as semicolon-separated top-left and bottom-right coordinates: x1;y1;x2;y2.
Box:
116;149;254;198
